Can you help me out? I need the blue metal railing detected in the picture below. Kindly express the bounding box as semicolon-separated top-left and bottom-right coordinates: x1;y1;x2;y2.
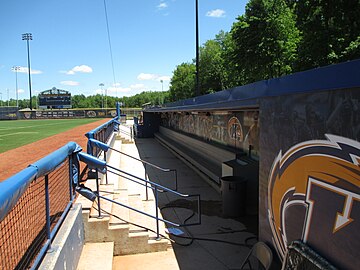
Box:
85;117;119;157
77;152;201;239
88;138;178;198
0;142;81;270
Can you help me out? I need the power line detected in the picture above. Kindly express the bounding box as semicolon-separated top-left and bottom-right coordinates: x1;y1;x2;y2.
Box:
103;0;117;94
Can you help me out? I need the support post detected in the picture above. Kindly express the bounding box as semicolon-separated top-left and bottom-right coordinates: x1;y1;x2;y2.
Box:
155;186;160;240
45;175;52;250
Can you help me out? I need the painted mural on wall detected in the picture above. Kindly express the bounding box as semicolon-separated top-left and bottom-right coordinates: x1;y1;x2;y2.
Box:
161;110;259;155
259;88;360;269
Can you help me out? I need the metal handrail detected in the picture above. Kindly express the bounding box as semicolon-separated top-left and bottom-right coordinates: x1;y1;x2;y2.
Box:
118;127;133;141
107;165;183;197
88;138;178;199
76;152;201;239
105;164;201;233
110;147;178;199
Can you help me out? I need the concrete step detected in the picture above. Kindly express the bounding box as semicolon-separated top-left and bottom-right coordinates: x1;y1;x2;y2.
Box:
78;136;171;258
116;135;133;144
109;189;130;225
113;248;180;270
77;242;114;270
89;183;114;218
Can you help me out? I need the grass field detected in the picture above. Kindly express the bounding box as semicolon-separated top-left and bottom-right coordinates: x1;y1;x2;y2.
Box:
0;118;102;153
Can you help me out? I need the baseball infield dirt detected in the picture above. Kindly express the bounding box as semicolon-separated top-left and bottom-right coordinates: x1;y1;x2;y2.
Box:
0;118;110;181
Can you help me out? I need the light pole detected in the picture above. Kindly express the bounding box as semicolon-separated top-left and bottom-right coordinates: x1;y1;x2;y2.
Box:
7;89;9;106
105;88;108;111
195;0;200;96
160;79;164;105
22;33;33;110
99;83;104;109
12;66;20;107
0;92;2;106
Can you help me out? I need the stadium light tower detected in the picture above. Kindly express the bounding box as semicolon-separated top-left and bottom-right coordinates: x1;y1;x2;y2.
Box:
22;33;33;110
12;66;20;107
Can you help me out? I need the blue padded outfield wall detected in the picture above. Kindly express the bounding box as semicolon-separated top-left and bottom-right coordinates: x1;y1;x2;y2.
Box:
145;59;360;269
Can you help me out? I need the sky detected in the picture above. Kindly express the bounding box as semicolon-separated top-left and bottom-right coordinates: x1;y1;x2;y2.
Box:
0;0;247;101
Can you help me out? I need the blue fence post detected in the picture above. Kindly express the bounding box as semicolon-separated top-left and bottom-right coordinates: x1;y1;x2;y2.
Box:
155;186;160;240
45;175;52;250
69;156;74;203
95;168;102;218
116;102;121;121
145;163;149;201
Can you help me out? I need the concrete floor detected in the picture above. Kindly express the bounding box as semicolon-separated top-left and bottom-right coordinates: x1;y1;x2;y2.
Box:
113;137;259;270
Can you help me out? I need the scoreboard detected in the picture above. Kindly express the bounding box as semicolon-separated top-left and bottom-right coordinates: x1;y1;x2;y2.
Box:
38;87;71;109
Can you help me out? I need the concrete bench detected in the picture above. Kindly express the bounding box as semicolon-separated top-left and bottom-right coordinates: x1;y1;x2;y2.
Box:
155;127;237;191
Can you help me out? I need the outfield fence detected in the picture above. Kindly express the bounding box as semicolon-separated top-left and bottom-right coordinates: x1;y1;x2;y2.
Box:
85;118;119;157
0;107;141;120
0;107;18;120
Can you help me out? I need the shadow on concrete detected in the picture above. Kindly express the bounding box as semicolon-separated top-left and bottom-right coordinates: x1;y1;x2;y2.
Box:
134;138;262;270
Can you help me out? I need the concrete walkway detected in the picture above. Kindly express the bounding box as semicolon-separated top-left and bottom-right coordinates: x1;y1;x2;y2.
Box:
113;137;258;270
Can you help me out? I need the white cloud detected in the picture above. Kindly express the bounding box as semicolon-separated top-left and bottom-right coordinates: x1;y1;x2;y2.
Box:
137;73;158;80
17;89;25;94
158;76;171;82
157;2;168;9
206;9;226;18
137;73;170;82
108;86;131;93
61;80;80;86
95;88;103;95
15;66;43;74
130;83;145;90
65;65;93;75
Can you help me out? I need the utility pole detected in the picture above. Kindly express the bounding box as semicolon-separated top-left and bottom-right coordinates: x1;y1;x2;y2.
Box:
195;0;200;96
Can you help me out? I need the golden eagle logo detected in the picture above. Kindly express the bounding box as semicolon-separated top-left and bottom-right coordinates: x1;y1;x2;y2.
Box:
267;134;360;269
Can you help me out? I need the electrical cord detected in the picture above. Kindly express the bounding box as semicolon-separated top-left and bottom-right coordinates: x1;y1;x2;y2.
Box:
91;199;256;248
161;205;256;248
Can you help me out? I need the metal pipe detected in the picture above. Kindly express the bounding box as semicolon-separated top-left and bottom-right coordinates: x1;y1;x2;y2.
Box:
45;175;51;246
110;147;170;172
145;163;149;201
99;194;180;227
69;157;74;202
195;0;200;96
104;151;108;185
155;186;160;239
95;169;102;218
171;169;178;191
107;169;158;191
30;202;73;270
107;164;186;196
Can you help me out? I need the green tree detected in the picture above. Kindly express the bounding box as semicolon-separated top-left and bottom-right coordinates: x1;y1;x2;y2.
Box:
169;63;196;101
216;30;245;88
296;0;360;70
231;0;300;83
199;39;226;94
